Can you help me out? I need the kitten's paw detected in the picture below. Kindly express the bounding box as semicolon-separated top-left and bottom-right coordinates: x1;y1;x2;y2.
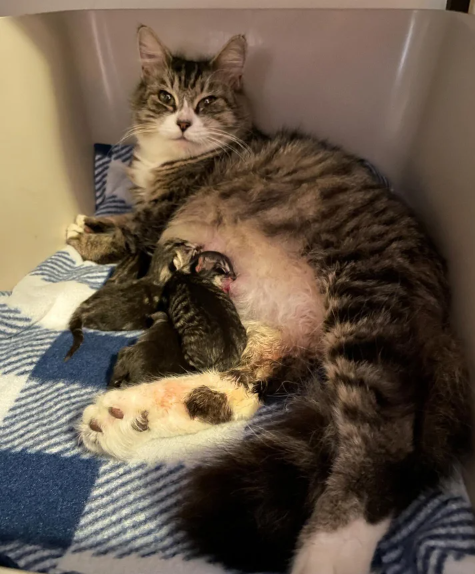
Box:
107;349;133;389
291;518;390;574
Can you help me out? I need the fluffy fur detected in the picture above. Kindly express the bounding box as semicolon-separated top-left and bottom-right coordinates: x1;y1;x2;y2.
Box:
129;26;251;196
67;28;473;574
109;251;247;388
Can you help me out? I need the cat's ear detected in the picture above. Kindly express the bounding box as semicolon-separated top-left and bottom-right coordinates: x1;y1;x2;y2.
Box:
211;35;247;90
137;25;170;78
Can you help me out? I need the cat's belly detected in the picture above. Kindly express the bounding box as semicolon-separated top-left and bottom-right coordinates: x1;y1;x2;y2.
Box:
160;220;324;353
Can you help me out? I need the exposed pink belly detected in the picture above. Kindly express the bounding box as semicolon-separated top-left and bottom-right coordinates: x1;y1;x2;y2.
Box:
161;220;324;353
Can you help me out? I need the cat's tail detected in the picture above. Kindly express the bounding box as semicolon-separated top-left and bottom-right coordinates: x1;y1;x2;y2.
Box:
64;313;84;361
417;324;473;476
175;389;334;573
176;339;473;573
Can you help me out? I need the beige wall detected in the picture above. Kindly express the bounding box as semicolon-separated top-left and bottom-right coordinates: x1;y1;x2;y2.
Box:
0;15;94;290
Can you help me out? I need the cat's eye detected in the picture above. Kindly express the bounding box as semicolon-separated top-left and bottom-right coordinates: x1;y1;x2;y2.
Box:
159;90;175;106
197;96;217;112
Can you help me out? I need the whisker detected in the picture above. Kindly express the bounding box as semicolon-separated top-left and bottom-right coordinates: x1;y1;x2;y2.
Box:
204;129;252;154
197;133;248;160
197;135;246;161
116;125;156;147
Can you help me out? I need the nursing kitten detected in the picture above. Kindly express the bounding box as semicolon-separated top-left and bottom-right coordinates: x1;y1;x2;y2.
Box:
68;27;472;574
108;311;187;388
159;251;246;370
109;252;246;402
65;239;199;359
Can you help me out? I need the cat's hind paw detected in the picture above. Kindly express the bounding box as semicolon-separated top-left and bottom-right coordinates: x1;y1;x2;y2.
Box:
79;374;260;460
79;378;211;460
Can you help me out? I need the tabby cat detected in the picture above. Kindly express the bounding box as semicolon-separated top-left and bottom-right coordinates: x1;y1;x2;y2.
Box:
68;26;472;574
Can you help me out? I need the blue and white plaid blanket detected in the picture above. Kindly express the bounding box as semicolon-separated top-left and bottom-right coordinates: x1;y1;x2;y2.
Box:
0;144;474;574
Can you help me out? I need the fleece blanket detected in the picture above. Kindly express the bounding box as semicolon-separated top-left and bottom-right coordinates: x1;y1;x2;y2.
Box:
0;144;474;574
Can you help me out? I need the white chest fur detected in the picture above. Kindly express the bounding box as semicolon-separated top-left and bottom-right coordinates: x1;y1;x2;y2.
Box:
129;137;181;192
129;117;220;194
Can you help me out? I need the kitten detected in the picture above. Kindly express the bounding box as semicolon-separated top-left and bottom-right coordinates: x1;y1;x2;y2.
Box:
69;28;472;574
108;251;246;391
65;239;200;360
160;251;245;371
108;311;187;388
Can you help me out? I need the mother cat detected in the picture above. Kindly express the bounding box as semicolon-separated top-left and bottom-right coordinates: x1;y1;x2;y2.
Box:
68;26;472;574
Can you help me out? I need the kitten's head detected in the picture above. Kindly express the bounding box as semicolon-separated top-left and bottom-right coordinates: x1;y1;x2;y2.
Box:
190;251;236;292
153;239;202;284
131;26;252;161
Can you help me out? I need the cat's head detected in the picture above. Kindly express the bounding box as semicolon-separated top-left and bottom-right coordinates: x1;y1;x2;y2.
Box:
130;26;252;162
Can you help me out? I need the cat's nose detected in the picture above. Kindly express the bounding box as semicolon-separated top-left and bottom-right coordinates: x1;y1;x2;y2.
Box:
177;120;191;132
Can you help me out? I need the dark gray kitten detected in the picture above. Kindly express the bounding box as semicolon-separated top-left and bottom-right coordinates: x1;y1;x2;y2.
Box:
68;27;473;574
65;239;199;359
109;252;247;406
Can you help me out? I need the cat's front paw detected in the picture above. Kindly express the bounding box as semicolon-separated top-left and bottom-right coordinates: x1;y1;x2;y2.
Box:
65;214;124;263
66;214;88;241
66;214;94;260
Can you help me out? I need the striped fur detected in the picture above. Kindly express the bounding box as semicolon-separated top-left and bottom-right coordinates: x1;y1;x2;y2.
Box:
70;29;473;573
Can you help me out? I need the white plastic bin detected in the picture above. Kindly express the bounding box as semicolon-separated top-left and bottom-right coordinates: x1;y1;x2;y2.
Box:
0;4;474;497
